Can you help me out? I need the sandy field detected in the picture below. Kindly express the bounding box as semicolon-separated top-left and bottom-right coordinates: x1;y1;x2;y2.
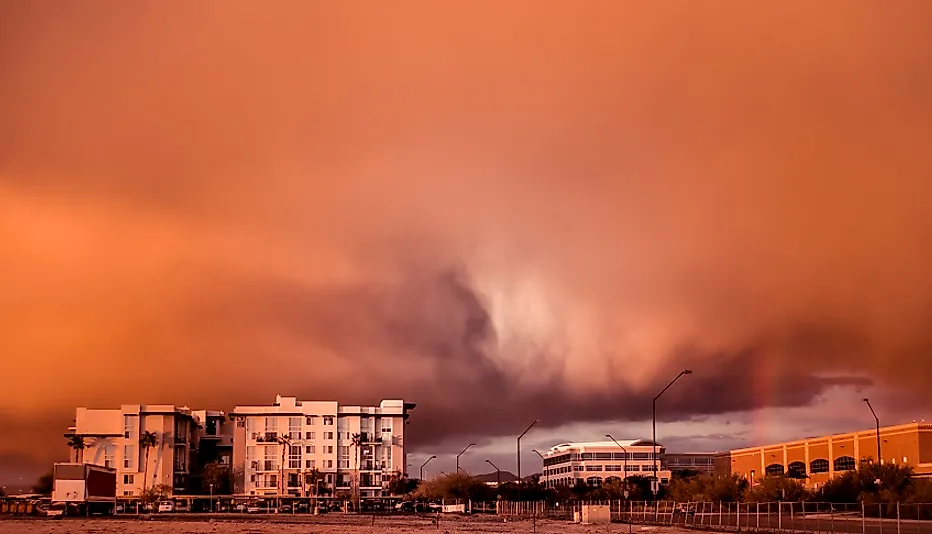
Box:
0;516;699;534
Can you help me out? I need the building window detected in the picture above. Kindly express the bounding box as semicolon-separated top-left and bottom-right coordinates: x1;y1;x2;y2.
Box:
833;456;856;472
265;446;278;471
264;417;278;433
289;418;302;440
323;416;334;426
306;445;316;454
305;432;315;440
324;432;334;440
306;460;316;469
765;464;784;476
174;452;187;473
123;474;134;484
306;416;317;425
258;474;277;488
787;461;806;479
585;465;603;472
381;419;392;435
810;459;829;473
123;415;137;439
123;445;135;469
104;447;115;469
586;476;602;486
289;445;301;469
247;446;257;461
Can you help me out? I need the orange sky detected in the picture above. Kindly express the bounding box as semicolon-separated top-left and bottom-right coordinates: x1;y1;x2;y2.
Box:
2;1;932;482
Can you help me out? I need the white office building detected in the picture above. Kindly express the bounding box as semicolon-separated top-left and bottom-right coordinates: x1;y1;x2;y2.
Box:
231;395;414;498
540;440;673;488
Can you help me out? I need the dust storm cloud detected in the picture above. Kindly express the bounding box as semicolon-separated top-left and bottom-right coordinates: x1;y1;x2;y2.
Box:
2;1;932;479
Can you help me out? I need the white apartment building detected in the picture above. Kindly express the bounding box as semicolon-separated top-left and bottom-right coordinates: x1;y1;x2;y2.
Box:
231;395;414;498
66;405;200;496
540;440;673;488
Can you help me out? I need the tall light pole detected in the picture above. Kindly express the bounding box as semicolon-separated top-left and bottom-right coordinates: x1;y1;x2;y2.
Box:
486;459;502;486
653;369;692;494
863;398;881;464
456;443;476;474
531;450;545;487
419;455;436;481
517;420;539;480
605;434;629;483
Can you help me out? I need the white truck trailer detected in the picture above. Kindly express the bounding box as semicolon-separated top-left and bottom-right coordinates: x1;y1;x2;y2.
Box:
51;463;117;516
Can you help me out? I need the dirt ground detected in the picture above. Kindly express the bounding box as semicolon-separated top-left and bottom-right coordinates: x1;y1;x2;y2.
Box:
0;516;700;534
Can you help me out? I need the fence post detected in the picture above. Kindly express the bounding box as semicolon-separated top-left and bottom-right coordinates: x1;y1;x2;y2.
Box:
862;501;866;534
897;501;901;534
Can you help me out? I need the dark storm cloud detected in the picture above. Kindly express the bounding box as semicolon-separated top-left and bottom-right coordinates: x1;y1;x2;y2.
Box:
2;0;932;481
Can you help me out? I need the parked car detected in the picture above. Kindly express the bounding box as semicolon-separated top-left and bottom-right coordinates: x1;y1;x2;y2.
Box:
395;501;414;512
246;504;261;514
157;501;174;513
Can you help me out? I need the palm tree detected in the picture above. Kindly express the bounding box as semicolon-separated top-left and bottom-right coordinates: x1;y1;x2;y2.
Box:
66;435;86;463
277;435;292;498
307;468;323;497
351;433;362;502
139;431;159;492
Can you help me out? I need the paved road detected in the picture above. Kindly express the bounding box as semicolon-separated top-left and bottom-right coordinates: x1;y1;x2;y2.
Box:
627;512;932;534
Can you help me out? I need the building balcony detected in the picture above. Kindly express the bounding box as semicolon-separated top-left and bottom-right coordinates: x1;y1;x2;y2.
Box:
251;460;279;472
360;432;382;444
254;433;279;443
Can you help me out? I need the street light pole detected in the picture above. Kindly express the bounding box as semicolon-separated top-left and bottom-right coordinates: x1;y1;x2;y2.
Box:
209;483;213;512
531;450;545;487
605;434;629;483
419;455;436;481
456;443;476;474
863;398;882;464
653;369;692;494
517;420;539;480
486;459;502;486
